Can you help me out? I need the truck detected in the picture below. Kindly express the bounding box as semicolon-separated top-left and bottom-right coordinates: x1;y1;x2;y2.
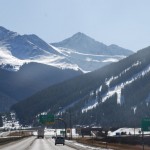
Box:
37;127;44;138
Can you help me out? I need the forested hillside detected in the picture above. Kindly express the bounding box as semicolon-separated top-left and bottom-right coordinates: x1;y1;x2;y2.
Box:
12;46;150;127
0;62;82;112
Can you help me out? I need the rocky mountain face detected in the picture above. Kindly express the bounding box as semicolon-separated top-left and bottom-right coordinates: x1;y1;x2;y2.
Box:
11;46;150;127
52;32;133;71
52;32;132;55
0;26;80;71
0;27;133;72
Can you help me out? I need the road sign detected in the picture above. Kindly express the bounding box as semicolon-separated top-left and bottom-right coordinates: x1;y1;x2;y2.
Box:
39;114;54;124
60;131;65;134
141;118;150;131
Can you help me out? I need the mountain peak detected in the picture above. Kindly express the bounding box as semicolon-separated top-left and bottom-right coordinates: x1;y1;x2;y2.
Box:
0;26;10;35
0;26;5;30
72;32;87;37
52;32;133;56
71;32;94;41
73;32;83;35
0;26;18;40
0;26;15;34
51;32;103;53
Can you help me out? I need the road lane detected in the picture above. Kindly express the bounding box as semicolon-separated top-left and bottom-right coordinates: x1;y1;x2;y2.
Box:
29;138;76;150
0;136;112;150
0;136;36;150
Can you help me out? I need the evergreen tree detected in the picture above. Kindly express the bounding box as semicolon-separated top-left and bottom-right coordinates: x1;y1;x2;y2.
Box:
0;115;3;127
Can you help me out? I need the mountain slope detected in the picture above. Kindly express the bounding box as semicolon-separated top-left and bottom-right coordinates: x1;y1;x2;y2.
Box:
11;46;150;126
0;26;83;112
52;32;133;55
0;27;133;72
0;62;82;112
52;32;133;71
0;91;17;112
0;26;80;71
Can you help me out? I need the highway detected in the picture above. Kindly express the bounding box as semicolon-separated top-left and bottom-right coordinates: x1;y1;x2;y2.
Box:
0;136;109;150
0;136;36;150
0;136;76;150
29;138;76;150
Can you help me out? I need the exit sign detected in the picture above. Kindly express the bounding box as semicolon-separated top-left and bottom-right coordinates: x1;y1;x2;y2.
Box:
39;114;54;124
141;118;150;131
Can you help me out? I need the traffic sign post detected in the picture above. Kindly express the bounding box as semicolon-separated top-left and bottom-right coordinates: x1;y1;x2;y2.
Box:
60;130;65;136
141;118;150;131
141;118;150;150
39;114;54;124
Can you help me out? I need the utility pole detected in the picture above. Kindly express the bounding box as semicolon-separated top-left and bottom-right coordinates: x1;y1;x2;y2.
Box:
142;130;144;150
69;111;72;140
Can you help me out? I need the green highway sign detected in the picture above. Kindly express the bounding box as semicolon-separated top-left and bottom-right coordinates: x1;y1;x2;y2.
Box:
60;131;65;134
141;118;150;131
39;114;54;124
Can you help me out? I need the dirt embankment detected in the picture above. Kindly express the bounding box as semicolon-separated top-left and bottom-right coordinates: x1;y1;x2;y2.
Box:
76;137;150;150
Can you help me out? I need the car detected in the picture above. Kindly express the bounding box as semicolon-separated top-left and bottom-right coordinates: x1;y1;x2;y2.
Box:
55;136;65;145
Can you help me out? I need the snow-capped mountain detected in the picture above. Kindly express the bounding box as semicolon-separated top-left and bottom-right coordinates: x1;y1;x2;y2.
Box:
0;26;79;71
0;27;133;72
0;26;133;113
0;26;83;112
52;32;133;72
12;45;150;127
52;32;132;55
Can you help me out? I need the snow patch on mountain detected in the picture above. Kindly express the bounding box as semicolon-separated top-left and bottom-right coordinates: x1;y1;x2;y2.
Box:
29;54;80;71
102;58;119;62
0;27;133;72
0;43;80;71
0;27;82;72
52;47;126;72
82;61;150;113
131;106;137;114
0;45;27;71
82;99;98;113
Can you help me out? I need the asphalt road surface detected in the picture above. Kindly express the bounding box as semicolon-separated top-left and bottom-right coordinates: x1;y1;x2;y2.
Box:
0;136;36;150
29;138;76;150
0;136;110;150
0;137;76;150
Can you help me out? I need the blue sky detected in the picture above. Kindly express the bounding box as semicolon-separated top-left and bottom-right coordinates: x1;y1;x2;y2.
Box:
0;0;150;51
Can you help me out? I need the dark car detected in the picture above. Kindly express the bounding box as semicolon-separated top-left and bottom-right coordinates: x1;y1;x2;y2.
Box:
55;136;65;145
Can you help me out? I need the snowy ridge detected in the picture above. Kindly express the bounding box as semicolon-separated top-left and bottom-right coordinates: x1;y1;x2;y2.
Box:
0;27;81;72
53;47;126;72
52;32;132;72
106;61;141;86
0;45;26;71
0;42;80;72
0;27;132;72
82;61;150;113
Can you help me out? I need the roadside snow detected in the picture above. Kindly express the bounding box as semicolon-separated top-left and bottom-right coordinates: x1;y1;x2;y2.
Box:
108;127;150;136
73;143;113;150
